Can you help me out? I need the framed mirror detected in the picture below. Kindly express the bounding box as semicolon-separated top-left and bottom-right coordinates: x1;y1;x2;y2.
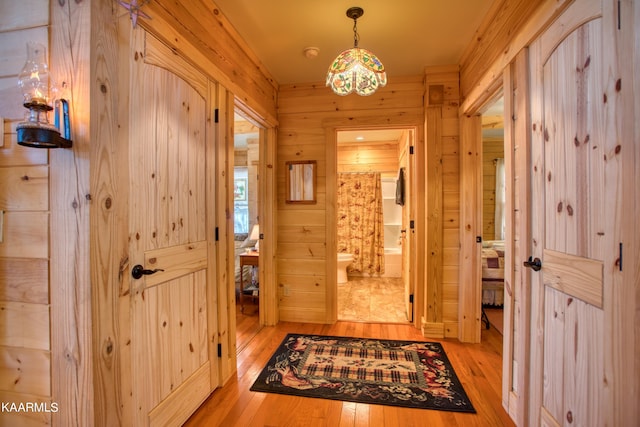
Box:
285;160;317;204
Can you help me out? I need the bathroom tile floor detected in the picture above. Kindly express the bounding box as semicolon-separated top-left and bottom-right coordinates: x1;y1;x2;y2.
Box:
338;276;409;323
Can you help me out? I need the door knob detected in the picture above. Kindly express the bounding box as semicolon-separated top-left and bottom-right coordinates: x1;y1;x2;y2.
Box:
131;264;164;279
523;256;542;271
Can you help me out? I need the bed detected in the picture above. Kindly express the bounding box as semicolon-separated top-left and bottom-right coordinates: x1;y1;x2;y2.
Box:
481;240;505;307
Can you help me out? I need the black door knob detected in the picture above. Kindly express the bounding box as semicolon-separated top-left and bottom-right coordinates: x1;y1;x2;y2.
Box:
523;256;542;271
131;264;164;279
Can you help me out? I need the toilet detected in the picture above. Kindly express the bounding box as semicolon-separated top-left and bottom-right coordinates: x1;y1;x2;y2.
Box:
337;253;354;284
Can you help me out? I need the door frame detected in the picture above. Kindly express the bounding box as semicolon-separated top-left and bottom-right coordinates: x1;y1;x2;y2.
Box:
458;51;531;425
232;99;279;327
324;118;424;327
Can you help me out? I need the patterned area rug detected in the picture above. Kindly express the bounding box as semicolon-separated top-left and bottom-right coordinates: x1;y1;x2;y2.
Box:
250;334;475;413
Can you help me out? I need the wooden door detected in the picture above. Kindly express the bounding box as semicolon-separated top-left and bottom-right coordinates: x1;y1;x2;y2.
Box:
402;131;414;322
529;2;624;425
128;33;218;426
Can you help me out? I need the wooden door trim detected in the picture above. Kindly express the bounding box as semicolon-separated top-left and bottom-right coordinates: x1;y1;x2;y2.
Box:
232;100;279;327
458;114;482;343
257;126;279;326
216;87;235;384
502;48;533;426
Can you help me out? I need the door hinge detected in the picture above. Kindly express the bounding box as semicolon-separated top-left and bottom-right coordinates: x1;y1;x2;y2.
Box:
215;227;219;241
409;294;414;303
214;108;219;123
619;242;623;271
409;146;414;155
409;220;415;230
618;0;621;29
217;343;222;358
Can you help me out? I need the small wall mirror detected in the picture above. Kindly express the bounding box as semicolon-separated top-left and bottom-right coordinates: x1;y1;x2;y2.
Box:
285;160;316;204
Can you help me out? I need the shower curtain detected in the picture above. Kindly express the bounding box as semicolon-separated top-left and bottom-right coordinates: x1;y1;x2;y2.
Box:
337;172;385;275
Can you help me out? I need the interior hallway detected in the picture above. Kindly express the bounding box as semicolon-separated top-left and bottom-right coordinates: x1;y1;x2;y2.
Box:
188;319;512;426
338;276;408;323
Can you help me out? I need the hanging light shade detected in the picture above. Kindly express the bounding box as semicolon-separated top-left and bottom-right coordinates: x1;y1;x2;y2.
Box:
326;7;387;96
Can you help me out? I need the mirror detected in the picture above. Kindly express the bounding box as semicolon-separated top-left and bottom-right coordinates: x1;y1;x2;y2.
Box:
285;160;316;204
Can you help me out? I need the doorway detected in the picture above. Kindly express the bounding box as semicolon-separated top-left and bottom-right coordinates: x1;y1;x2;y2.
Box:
232;111;262;352
479;95;506;337
335;128;414;323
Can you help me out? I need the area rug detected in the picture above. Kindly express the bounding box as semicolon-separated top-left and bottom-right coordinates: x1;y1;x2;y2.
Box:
250;333;475;413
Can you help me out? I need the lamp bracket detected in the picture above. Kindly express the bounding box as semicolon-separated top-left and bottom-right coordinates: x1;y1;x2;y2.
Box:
17;126;72;149
346;7;364;20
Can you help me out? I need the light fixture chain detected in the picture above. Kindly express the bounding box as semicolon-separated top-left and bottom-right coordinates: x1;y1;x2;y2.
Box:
352;18;360;48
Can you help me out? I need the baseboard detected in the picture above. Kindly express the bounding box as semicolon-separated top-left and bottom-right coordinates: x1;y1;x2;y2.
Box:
422;320;444;338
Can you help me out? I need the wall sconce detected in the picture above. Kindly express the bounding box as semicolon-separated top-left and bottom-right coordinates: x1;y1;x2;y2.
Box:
16;42;72;149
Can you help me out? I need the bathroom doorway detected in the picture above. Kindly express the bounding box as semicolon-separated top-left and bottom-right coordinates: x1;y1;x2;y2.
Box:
335;128;414;323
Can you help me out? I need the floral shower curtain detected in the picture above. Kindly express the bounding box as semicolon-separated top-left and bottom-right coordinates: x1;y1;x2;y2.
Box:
337;172;385;275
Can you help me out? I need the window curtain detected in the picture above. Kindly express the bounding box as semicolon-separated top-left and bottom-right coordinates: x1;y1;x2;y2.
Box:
494;158;506;240
337;172;385;275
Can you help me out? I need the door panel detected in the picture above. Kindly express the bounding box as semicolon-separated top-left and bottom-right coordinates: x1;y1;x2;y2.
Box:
542;249;603;307
129;34;215;426
403;132;414;322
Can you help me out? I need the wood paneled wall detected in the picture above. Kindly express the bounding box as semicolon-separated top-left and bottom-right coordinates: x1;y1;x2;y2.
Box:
0;3;53;426
0;0;279;425
423;66;462;339
277;77;424;323
337;141;399;176
459;0;572;113
144;0;279;125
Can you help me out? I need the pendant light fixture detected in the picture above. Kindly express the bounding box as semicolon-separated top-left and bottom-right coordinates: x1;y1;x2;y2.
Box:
326;7;387;96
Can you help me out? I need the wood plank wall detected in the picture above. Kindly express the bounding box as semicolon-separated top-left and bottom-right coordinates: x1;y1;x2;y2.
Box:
0;0;280;425
0;3;53;426
277;77;424;323
459;0;546;102
423;66;462;339
337;141;399;177
145;0;279;125
459;0;572;112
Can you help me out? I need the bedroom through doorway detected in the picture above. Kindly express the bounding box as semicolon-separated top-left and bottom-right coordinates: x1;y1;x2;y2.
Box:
480;95;506;337
232;111;262;352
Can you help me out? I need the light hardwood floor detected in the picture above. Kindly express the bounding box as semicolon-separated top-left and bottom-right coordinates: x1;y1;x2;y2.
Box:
235;292;262;354
187;318;514;426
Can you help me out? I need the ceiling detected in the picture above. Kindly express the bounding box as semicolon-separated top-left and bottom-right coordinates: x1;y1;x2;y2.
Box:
222;1;498;145
214;0;494;85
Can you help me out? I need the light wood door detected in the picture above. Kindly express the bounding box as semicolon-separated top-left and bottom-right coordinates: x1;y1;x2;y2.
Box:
128;33;218;426
403;133;414;322
529;2;623;425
